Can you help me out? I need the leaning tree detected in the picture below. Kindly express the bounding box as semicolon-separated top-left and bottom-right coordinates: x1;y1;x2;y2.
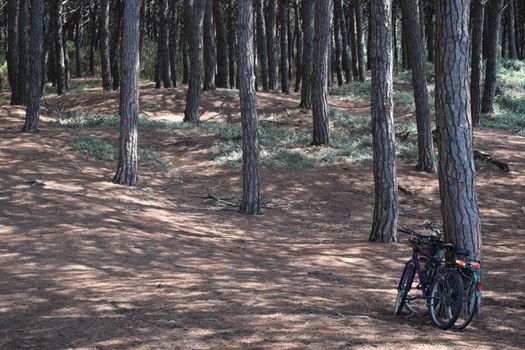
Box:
369;0;399;243
435;0;482;260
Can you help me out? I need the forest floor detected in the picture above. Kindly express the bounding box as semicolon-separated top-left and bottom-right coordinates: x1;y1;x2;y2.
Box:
0;80;524;349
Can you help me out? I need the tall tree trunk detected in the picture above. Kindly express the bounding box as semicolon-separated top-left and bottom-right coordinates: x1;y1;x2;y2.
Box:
89;3;98;76
214;0;229;88
393;4;399;66
169;0;179;87
184;0;205;122
114;0;141;186
508;0;518;59
435;0;482;261
238;0;261;215
17;0;30;104
300;0;314;108
266;0;278;90
111;0;122;91
424;0;435;62
279;0;290;93
159;0;173;88
369;0;399;243
227;9;236;89
100;0;113;91
23;0;45;134
63;31;70;91
355;0;366;81
471;0;485;127
333;1;344;86
51;0;66;95
348;3;359;80
203;0;216;90
336;0;352;83
293;0;302;92
74;5;82;77
256;0;269;91
481;0;504;114
401;0;436;173
7;0;20;105
311;0;333;146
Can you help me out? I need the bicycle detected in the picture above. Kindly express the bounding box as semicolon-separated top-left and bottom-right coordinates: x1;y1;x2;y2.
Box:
394;221;464;330
454;253;482;329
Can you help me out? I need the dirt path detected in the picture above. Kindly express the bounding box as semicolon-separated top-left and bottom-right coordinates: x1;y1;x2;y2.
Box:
0;84;524;349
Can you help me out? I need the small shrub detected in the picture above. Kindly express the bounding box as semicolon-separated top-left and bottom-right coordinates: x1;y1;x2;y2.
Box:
66;136;118;161
329;81;372;99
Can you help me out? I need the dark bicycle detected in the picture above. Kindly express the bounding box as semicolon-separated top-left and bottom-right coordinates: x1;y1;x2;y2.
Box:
394;222;464;330
454;254;482;329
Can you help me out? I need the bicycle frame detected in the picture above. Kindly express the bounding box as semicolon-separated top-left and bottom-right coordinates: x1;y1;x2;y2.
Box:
401;244;444;301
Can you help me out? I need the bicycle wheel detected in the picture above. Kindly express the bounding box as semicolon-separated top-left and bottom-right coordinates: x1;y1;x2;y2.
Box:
455;268;479;329
428;267;464;330
394;263;415;315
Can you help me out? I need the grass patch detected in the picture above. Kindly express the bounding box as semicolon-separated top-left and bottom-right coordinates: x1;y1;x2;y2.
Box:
66;136;169;172
329;81;372;99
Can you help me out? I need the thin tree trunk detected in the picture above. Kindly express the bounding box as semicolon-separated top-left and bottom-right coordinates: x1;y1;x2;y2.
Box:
159;0;173;87
114;0;141;186
23;0;45;134
355;0;366;81
89;2;98;76
214;0;229;88
471;0;485;127
369;0;399;243
75;6;82;77
336;0;352;83
435;0;482;261
100;0;113;90
293;0;302;92
508;0;518;59
481;0;504;114
266;0;278;90
334;1;344;86
17;0;30;104
348;3;359;80
7;0;19;105
184;0;205;122
311;0;333;146
424;0;435;62
401;0;436;173
238;0;261;215
256;0;269;91
300;0;314;108
110;0;122;91
169;0;179;87
203;0;216;90
280;0;290;93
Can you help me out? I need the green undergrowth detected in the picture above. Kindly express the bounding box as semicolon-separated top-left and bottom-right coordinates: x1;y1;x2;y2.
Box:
487;59;525;134
44;78;102;95
66;136;168;172
57;109;419;170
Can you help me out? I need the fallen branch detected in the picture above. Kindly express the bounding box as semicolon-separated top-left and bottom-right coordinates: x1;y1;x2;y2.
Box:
474;150;510;172
195;194;238;207
398;185;414;196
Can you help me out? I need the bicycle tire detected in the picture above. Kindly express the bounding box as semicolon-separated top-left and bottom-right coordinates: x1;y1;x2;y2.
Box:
394;263;415;315
428;267;464;330
455;268;479;329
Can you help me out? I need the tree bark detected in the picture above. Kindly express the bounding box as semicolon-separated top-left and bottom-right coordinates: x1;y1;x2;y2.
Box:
184;0;205;122
299;0;314;108
74;5;83;78
7;0;20;105
227;6;237;89
481;0;504;114
333;1;344;86
203;0;216;90
110;0;122;91
311;0;333;146
238;0;262;215
214;0;229;88
100;0;113;91
508;0;518;59
255;0;269;91
293;0;302;92
23;0;45;134
159;0;173;88
348;2;359;80
401;0;436;173
169;0;179;87
17;0;30;104
336;0;352;83
471;0;485;127
424;0;435;62
369;0;399;243
114;0;141;186
355;0;366;81
279;0;290;93
266;0;278;90
435;0;482;260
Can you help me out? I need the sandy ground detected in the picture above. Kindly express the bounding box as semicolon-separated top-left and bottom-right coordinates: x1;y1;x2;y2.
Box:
0;82;524;349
